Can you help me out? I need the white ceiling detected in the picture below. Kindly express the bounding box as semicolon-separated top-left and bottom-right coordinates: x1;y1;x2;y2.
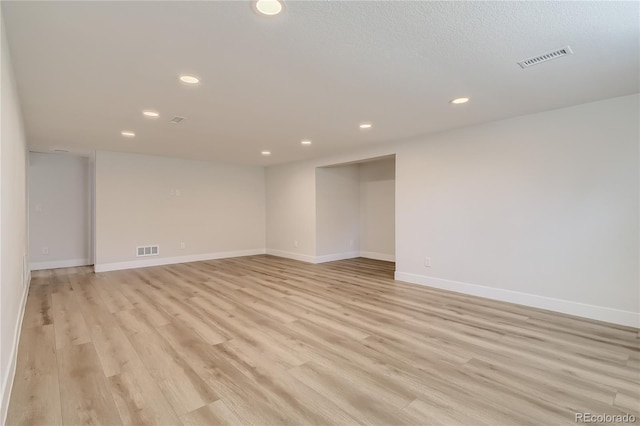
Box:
3;1;639;165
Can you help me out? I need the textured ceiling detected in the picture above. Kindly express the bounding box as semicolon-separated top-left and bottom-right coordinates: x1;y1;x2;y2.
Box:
3;1;639;165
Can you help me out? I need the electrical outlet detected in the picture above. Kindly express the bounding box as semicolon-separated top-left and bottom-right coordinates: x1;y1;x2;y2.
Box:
42;247;49;255
180;242;186;249
349;239;354;247
424;257;431;267
294;240;298;248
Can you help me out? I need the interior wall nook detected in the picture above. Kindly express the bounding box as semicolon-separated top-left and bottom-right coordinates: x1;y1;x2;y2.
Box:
315;156;396;264
28;152;92;271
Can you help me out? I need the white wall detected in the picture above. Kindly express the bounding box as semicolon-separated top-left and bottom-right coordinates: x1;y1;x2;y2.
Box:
265;94;639;326
395;94;639;325
29;153;90;270
94;151;266;271
265;147;396;263
0;10;29;424
265;162;318;262
316;165;360;260
359;158;395;261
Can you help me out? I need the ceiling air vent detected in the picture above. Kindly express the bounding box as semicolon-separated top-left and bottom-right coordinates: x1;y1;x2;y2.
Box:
517;46;573;69
170;116;185;124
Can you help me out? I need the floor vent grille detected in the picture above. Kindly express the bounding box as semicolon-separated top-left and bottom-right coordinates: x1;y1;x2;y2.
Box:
136;245;159;257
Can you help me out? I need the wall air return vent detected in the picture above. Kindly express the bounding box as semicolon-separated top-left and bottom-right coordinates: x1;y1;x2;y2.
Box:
170;116;185;124
136;245;159;257
518;46;573;68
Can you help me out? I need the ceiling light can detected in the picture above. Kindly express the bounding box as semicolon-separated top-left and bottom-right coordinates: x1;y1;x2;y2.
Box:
450;97;470;104
254;0;284;16
179;75;200;84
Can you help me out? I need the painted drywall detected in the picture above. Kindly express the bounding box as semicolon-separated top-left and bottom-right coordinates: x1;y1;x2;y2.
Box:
265;161;318;262
359;158;395;261
265;94;639;326
316;165;360;260
395;94;639;325
94;151;266;271
28;153;90;270
0;10;30;424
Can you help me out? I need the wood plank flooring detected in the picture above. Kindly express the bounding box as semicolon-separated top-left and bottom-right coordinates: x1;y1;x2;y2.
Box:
7;255;640;425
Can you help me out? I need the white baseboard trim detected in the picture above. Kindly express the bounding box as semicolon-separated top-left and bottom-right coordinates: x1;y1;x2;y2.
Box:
1;273;31;425
265;249;316;264
94;249;266;273
266;249;393;264
315;251;360;264
30;258;91;271
394;272;639;328
359;251;395;262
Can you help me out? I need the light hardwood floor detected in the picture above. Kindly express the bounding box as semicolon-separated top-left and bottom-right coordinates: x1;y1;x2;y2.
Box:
7;256;640;425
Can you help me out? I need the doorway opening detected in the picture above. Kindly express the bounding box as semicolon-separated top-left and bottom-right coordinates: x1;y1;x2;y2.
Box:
28;152;94;271
315;155;395;274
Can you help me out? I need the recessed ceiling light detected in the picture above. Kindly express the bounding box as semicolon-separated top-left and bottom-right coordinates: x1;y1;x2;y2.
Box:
261;150;271;156
450;97;470;104
179;75;200;84
359;123;372;129
121;131;135;137
254;0;284;16
142;110;159;118
301;140;312;145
